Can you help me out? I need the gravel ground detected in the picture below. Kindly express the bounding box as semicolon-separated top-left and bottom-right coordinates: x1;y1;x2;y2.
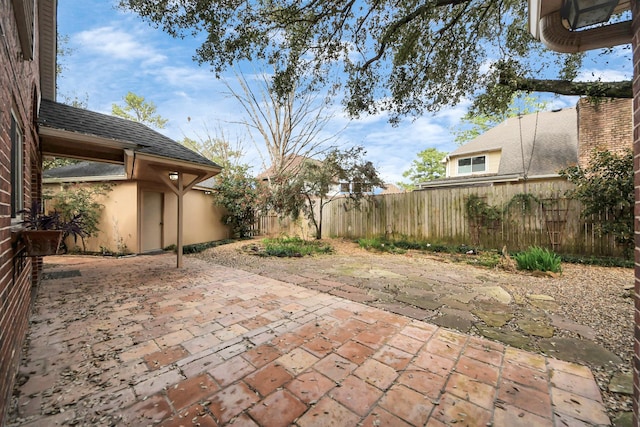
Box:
193;237;635;419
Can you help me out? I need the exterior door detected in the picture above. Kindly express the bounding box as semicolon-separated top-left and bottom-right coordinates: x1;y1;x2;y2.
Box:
142;191;163;252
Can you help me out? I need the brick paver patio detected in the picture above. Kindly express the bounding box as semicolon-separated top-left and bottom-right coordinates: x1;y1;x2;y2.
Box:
8;254;611;426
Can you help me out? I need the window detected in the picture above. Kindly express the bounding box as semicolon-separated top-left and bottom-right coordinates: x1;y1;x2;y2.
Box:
11;112;24;219
352;182;372;193
340;181;373;193
457;156;486;175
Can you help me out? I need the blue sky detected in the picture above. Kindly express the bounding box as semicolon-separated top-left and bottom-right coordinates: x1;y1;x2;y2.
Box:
56;0;632;185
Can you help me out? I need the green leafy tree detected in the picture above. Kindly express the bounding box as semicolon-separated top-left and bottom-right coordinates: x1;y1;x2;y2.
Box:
212;164;264;238
399;147;447;190
271;146;385;239
560;149;634;258
180;125;244;168
181;128;261;238
112;92;168;129
43;157;79;171
46;183;113;252
118;0;628;121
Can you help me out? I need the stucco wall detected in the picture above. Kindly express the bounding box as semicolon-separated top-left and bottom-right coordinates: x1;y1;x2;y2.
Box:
44;181;229;253
164;190;230;246
44;181;139;254
446;150;501;177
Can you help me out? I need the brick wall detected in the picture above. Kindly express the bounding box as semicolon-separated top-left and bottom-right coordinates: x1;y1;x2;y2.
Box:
0;1;41;423
633;1;640;424
577;97;633;169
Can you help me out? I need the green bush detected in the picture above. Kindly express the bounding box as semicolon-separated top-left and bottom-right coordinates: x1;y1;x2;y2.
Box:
166;239;239;254
182;239;236;254
560;254;633;268
514;246;562;273
358;237;478;255
358;236;629;269
262;237;333;257
357;238;406;254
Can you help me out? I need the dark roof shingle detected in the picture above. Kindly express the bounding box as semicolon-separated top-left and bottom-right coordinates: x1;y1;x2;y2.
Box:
43;161;125;179
38;100;220;168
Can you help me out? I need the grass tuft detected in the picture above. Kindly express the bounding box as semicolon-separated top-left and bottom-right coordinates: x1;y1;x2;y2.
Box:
262;236;333;257
357;237;406;254
514;246;562;273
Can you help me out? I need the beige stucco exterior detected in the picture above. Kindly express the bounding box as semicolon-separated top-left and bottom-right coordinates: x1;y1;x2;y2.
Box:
445;149;501;178
164;189;230;246
43;180;229;254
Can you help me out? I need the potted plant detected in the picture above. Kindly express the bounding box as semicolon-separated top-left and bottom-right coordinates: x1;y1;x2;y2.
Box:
19;201;87;256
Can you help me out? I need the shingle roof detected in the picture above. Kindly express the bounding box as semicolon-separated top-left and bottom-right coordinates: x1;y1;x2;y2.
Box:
43;161;125;179
256;154;320;180
43;161;218;190
194;177;216;190
38;100;221;168
448;107;578;177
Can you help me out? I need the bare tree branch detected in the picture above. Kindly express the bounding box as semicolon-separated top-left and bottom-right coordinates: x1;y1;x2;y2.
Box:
223;68;346;177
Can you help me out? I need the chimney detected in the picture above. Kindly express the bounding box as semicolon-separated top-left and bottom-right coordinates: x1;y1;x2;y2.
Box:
577;98;633;169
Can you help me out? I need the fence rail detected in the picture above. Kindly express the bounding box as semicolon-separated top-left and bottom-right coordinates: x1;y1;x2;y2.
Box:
258;181;625;257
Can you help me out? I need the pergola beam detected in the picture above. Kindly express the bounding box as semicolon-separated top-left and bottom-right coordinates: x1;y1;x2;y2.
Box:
158;170;207;268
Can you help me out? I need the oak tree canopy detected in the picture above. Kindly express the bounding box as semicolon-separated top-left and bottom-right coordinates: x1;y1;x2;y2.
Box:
119;0;630;120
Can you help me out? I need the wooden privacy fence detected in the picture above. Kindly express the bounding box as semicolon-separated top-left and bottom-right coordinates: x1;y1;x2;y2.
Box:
258;181;625;257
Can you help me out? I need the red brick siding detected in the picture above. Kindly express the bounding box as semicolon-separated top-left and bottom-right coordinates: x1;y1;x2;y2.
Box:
0;0;41;423
633;0;640;424
578;97;633;169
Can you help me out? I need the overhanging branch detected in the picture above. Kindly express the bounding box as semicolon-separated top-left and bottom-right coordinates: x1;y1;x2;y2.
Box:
503;77;632;98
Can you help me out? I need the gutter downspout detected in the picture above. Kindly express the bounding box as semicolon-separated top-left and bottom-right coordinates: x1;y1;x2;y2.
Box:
537;10;632;53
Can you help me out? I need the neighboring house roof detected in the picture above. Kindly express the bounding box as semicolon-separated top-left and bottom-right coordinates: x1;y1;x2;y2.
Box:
420;107;578;189
256;154;316;181
257;154;398;195
378;183;405;195
38;100;221;169
43;161;125;180
193;177;216;190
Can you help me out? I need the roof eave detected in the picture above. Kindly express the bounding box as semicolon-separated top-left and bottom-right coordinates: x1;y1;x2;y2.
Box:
448;148;502;158
43;175;128;184
418;173;564;189
38;0;57;101
529;0;632;53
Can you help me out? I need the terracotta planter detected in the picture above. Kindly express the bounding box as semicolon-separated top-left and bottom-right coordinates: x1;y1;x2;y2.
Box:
21;230;63;256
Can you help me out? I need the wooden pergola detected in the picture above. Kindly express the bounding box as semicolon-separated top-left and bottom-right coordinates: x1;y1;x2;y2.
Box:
38;101;221;268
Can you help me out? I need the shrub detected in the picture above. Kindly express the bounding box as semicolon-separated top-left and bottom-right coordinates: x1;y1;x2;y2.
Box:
560;254;633;268
560;149;633;258
514;246;562;273
164;239;241;254
357;238;406;254
262;237;333;257
182;239;236;254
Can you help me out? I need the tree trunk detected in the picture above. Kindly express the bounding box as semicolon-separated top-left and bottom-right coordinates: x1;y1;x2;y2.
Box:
316;203;323;240
502;77;632;98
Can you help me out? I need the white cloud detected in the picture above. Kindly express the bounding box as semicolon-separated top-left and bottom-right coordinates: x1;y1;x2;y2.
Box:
75;26;166;64
58;0;464;183
154;65;220;88
576;68;631;81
